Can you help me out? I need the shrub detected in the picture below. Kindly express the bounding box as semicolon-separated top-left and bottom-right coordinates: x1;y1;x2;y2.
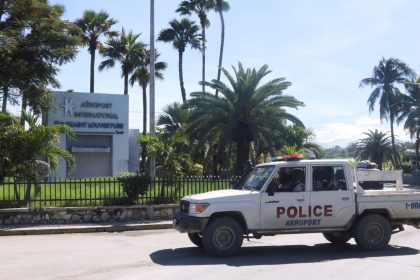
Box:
401;162;412;175
190;164;203;176
117;173;151;204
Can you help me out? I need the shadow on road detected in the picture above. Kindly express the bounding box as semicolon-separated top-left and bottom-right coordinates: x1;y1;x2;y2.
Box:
150;243;419;266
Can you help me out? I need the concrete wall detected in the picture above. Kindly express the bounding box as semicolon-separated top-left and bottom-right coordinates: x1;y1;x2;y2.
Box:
0;205;179;225
48;91;129;178
128;129;140;172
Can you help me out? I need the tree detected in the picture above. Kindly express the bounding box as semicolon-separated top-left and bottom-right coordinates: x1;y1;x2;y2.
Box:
99;28;146;95
0;0;5;16
139;133;192;177
130;49;167;172
0;112;75;203
158;18;201;103
396;78;420;170
0;0;80;114
187;62;304;174
157;102;191;137
75;10;118;93
214;0;229;97
355;129;400;170
283;125;323;158
176;0;215;93
360;57;416;168
130;49;166;135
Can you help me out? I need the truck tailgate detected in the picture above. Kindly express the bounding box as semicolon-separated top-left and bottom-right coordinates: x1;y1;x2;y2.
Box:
357;189;420;219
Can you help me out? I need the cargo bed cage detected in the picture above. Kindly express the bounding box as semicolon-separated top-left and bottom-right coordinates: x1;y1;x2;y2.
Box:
354;169;403;191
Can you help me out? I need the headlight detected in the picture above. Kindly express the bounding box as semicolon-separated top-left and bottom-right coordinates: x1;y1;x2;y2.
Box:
189;203;209;214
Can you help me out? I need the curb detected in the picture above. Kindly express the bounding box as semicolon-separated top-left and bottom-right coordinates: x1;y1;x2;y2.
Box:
0;221;173;236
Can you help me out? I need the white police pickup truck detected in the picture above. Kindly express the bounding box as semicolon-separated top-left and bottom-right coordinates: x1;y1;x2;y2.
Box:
173;159;420;257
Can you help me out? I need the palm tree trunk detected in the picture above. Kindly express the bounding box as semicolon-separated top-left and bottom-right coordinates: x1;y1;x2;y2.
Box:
24;178;32;205
389;111;399;168
141;85;147;173
142;85;147;135
0;0;6;18
215;7;225;97
416;130;420;171
123;73;128;95
90;50;95;93
178;51;186;103
20;95;27;126
235;139;250;175
1;85;8;112
201;24;206;93
13;180;20;203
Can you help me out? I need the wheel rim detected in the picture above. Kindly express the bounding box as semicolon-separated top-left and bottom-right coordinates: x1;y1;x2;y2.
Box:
213;226;235;249
365;223;384;244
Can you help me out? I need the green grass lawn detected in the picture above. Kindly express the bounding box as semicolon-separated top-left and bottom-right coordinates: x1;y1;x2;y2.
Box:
0;177;234;208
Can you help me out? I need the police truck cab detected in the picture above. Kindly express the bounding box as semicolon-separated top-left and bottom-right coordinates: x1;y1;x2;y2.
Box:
173;157;420;257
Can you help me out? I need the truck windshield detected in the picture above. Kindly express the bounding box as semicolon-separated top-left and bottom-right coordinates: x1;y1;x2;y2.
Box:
242;165;275;191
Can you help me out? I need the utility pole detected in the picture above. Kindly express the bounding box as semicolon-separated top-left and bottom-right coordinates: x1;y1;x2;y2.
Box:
149;0;156;178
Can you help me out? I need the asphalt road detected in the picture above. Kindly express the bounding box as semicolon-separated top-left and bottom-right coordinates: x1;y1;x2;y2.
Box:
1;226;420;280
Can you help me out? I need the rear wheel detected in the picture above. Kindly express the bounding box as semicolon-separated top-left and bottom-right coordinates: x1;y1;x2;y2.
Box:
202;217;243;257
188;233;203;248
355;214;391;250
323;231;352;244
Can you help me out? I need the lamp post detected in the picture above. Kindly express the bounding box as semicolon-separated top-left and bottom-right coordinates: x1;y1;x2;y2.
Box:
149;0;156;178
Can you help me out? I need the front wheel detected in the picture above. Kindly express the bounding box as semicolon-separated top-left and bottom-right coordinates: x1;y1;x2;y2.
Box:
355;214;391;250
188;233;203;247
323;231;352;244
202;217;243;257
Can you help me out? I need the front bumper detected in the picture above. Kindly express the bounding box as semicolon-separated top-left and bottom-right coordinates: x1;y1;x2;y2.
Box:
173;213;209;233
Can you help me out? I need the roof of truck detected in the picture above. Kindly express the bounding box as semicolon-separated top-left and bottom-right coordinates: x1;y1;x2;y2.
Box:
257;159;354;167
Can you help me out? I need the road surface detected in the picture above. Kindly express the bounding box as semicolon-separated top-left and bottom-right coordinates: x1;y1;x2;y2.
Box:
1;226;420;280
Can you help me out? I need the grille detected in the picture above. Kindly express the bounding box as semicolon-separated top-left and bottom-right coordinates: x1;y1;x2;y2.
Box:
180;200;190;214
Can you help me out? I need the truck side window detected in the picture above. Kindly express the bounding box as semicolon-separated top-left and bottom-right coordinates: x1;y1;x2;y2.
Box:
313;166;347;191
271;167;306;192
334;167;348;190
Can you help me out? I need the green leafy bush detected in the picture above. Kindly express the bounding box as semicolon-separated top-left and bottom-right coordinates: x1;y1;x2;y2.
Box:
190;164;203;176
401;162;412;175
117;173;151;204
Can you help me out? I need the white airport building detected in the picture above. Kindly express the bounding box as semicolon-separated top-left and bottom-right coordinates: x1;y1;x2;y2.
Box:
47;91;139;178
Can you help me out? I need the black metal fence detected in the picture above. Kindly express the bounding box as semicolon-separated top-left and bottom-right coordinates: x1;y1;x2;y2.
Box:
0;176;238;209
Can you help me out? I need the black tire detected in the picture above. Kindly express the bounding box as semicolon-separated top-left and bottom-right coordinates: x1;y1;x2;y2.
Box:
188;233;203;248
323;231;352;244
202;217;243;257
355;214;391;250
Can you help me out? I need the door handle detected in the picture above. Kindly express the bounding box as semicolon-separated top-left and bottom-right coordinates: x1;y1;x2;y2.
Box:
296;198;305;202
342;197;350;201
265;200;279;204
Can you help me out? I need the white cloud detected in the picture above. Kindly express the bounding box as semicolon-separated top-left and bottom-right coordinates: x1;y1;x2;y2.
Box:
315;117;411;147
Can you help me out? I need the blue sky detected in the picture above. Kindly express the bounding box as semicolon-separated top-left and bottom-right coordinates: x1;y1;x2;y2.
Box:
49;0;420;147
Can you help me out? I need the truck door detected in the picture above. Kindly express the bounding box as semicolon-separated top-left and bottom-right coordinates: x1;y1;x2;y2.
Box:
260;166;311;229
309;165;355;228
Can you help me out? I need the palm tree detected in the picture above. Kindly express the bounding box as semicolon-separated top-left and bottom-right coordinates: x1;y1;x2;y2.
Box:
176;0;215;93
396;78;420;170
158;18;201;103
130;49;166;135
157;102;190;136
360;57;416;167
355;129;400;170
75;10;118;93
0;112;75;203
187;62;304;174
283;125;323;158
214;0;230;97
99;28;146;95
139;132;192;177
129;49;167;172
